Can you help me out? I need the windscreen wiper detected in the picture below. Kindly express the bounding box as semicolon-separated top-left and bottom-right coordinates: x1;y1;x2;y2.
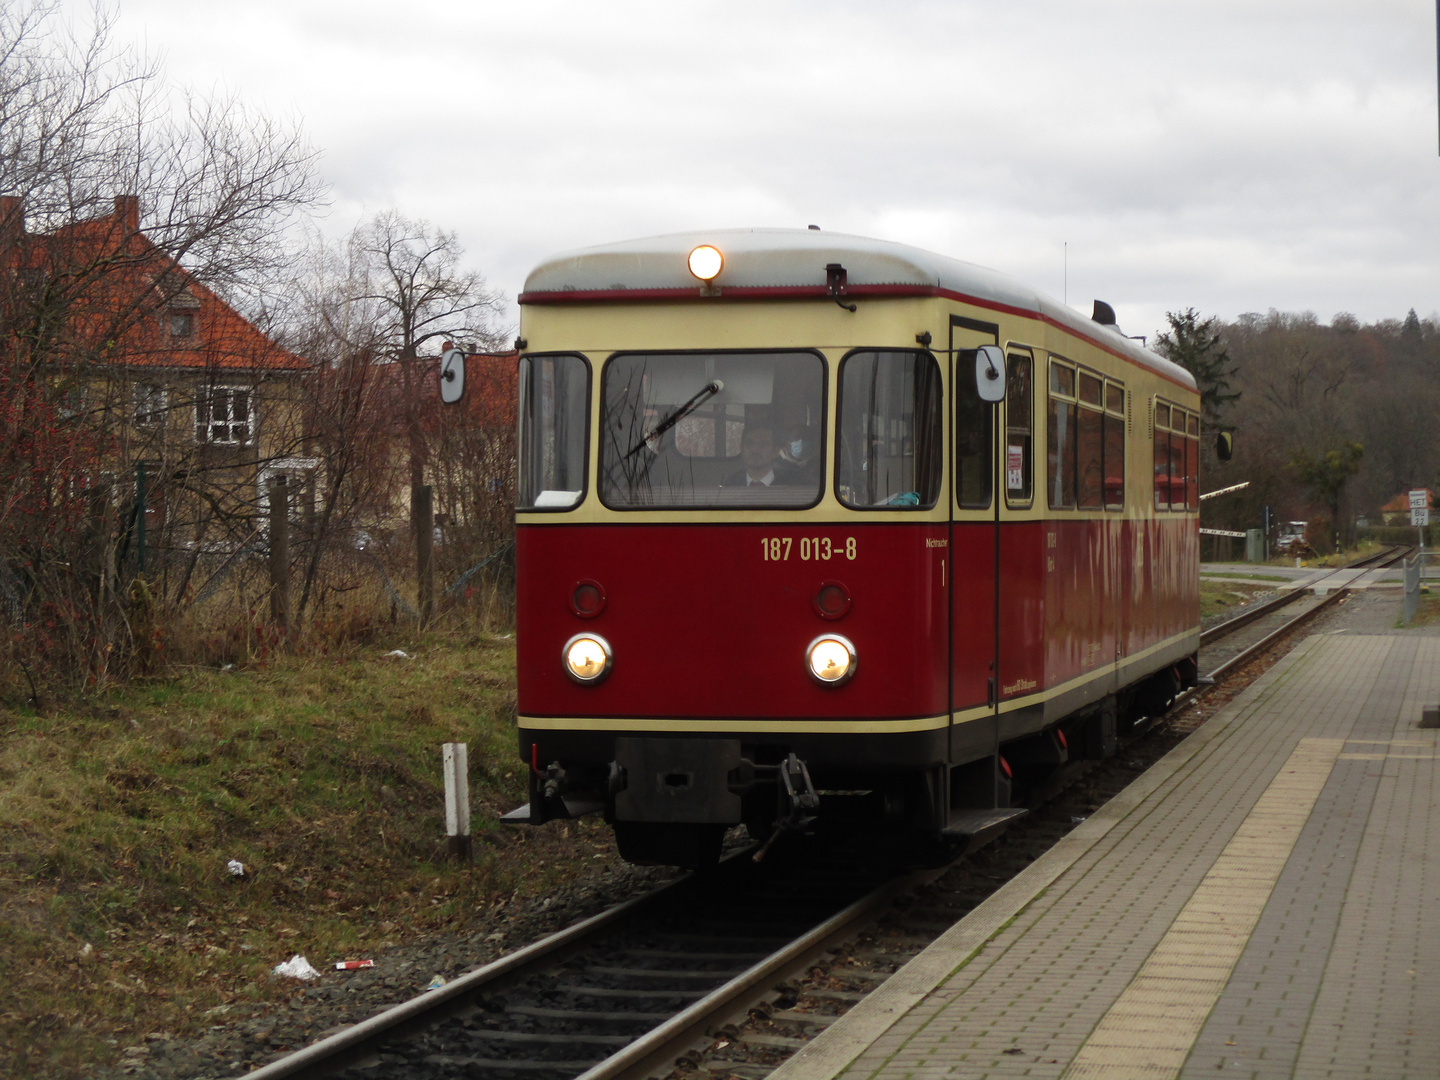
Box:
625;380;724;458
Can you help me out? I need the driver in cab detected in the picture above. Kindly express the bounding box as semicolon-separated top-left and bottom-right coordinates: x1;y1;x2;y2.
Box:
725;422;803;487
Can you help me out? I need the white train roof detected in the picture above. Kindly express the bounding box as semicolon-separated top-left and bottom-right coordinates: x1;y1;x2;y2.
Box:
522;227;1195;389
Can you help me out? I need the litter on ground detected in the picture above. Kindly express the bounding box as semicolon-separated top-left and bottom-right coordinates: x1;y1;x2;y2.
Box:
273;955;321;980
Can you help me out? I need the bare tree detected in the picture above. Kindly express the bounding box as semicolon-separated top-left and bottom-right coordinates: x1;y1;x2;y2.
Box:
335;212;507;622
349;211;508;488
0;0;323;694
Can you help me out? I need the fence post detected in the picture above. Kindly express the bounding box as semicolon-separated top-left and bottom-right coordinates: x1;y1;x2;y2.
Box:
415;484;435;627
443;742;472;861
1403;554;1420;625
135;460;147;574
88;480;113;605
269;477;290;633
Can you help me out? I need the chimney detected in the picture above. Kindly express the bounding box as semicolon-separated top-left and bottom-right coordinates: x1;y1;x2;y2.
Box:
114;194;139;232
0;195;23;244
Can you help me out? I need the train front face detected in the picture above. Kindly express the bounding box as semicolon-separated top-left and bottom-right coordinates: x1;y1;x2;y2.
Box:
514;291;951;867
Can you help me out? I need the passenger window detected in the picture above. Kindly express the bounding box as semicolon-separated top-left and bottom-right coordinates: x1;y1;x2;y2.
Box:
1153;407;1171;510
1104;380;1125;509
1004;353;1032;505
1185;428;1199;509
954;350;992;509
837;350;942;509
1151;399;1199;511
1047;359;1077;509
518;354;589;510
1077;405;1104;509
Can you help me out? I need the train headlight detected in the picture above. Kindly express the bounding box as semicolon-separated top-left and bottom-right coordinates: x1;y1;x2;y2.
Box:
806;634;856;686
687;245;723;281
563;633;613;684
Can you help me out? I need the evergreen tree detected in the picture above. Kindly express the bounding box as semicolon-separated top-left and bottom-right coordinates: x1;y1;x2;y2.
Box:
1155;308;1240;428
1289;441;1364;551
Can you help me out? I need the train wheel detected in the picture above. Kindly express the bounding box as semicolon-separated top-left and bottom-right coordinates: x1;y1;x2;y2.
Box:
612;822;725;869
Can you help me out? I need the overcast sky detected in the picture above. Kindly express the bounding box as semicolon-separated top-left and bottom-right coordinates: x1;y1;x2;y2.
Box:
76;0;1440;341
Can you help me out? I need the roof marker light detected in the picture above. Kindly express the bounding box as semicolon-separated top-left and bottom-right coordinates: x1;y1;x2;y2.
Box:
687;245;723;281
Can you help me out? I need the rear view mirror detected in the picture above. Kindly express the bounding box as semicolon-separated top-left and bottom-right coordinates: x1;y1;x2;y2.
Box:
975;345;1006;403
440;346;466;405
1215;431;1234;461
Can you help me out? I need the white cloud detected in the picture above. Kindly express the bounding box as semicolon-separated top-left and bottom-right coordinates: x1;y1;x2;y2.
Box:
72;0;1440;337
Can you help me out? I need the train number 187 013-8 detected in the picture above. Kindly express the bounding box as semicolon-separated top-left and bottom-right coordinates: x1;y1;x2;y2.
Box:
761;536;856;562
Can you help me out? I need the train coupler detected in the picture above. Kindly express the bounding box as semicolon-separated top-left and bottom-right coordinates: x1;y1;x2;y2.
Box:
499;759;603;825
752;753;820;863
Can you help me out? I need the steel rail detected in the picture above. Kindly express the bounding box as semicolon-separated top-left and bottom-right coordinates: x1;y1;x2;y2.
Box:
239;545;1411;1080
1176;544;1413;714
570;871;930;1080
1199;545;1405;646
234;872;697;1080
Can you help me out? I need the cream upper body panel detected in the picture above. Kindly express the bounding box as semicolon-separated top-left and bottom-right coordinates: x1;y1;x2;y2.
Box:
519;227;1193;390
517;230;1197;527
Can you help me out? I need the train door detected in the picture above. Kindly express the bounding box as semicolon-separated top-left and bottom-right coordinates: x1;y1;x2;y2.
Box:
949;316;1000;778
996;345;1042;738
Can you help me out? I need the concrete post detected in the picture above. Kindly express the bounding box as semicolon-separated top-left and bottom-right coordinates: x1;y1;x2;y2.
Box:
414;484;435;627
443;742;471;861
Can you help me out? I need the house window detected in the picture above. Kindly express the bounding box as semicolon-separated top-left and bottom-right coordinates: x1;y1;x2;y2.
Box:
169;312;195;337
56;384;84;418
195;386;252;445
134;384;167;427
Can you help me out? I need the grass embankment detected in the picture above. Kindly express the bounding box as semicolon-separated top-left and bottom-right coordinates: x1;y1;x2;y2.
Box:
0;633;561;1078
1199;578;1276;620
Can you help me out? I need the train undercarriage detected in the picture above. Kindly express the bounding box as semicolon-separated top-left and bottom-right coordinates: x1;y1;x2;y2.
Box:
504;658;1198;867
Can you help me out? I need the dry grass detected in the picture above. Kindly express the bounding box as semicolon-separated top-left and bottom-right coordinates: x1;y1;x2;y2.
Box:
1199;579;1274;620
0;628;549;1078
1403;590;1440;627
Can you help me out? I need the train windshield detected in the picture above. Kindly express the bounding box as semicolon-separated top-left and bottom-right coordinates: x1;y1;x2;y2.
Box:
836;350;943;509
599;351;824;509
518;354;589;510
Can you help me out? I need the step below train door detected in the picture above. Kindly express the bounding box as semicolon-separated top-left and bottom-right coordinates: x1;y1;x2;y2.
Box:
948;315;1003;813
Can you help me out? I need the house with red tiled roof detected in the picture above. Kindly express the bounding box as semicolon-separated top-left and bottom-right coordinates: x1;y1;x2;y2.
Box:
1;194;313;549
1379;488;1434;526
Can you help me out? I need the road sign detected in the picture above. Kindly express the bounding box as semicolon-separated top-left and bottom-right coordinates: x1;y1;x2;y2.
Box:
1413;507;1430;527
1410;489;1429;510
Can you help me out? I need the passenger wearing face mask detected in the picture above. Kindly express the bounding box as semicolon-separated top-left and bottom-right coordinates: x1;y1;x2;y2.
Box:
777;423;819;486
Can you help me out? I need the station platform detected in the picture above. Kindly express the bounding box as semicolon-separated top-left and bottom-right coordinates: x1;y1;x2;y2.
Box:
771;634;1440;1080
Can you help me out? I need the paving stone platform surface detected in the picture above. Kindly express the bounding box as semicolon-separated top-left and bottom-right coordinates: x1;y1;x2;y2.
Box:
771;635;1440;1080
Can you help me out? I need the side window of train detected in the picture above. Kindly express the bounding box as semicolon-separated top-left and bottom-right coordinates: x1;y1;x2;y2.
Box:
1076;370;1105;509
1049;360;1121;512
954;349;992;508
1152;399;1199;511
836;349;942;509
1004;352;1032;506
1104;380;1125;509
517;353;590;510
1047;360;1077;508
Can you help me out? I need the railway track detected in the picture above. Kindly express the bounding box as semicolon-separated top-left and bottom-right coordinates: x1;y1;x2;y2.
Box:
1196;544;1410;681
241;547;1410;1080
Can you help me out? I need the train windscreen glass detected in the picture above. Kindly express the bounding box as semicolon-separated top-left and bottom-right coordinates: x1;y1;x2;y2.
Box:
518;354;589;510
599;352;824;508
836;350;943;509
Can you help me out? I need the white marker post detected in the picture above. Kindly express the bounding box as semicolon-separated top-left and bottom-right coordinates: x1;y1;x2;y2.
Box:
442;742;472;861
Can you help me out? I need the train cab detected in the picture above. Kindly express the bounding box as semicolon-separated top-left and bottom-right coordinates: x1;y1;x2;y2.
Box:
507;229;1200;866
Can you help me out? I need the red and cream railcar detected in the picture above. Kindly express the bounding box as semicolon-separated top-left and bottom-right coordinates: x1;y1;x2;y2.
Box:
508;229;1200;866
